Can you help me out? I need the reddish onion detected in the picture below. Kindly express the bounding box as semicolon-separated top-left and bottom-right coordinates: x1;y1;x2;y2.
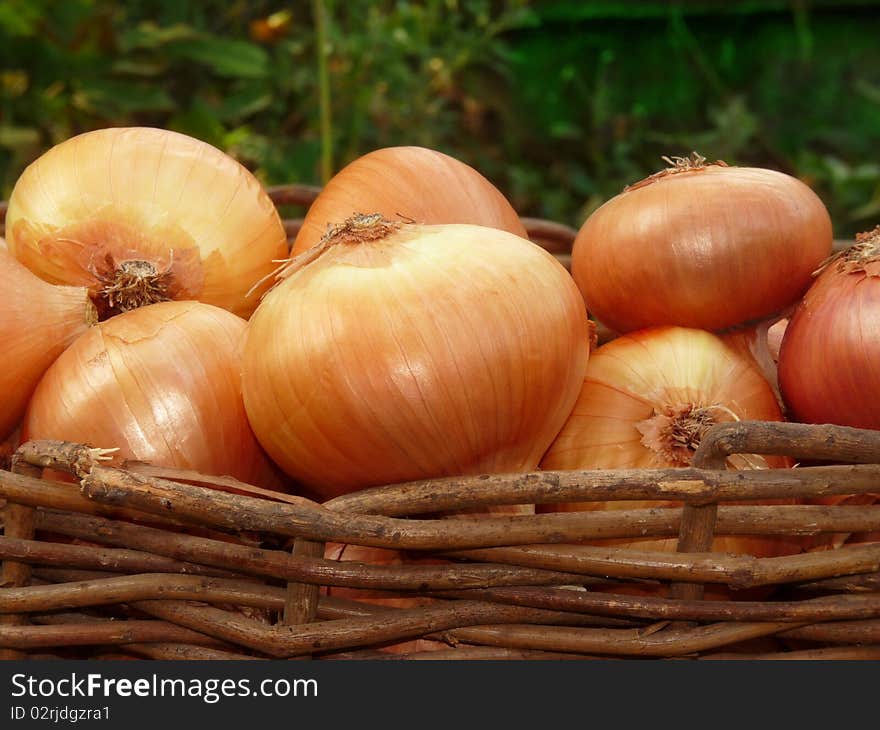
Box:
244;215;589;499
571;154;832;333
5;127;288;319
779;227;880;429
24;300;280;487
539;326;800;558
292;146;527;254
0;249;95;441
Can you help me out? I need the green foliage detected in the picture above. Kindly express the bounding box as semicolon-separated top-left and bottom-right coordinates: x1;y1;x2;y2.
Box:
1;0;878;236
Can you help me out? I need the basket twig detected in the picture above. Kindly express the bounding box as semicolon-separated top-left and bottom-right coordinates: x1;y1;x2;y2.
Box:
0;456;39;659
77;466;880;549
447;542;880;589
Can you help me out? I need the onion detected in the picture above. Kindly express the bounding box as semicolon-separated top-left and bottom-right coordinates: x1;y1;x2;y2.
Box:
243;214;589;499
5;127;288;319
23;300;280;487
539;326;799;558
571;154;832;333
0;250;95;441
291;146;527;254
778;227;880;429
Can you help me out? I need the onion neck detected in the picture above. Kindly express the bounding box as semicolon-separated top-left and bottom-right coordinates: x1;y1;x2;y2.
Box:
625;152;729;192
267;213;403;289
91;257;173;320
823;225;880;277
637;403;733;467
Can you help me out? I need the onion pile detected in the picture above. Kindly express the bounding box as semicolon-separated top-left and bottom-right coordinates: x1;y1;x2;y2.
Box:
539;326;800;558
292;146;527;254
7;124;876;627
5;127;288;320
243;214;589;499
23;300;280;487
571;154;832;333
0;249;95;441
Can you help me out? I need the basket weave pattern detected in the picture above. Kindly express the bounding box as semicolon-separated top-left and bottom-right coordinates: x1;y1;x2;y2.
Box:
1;188;879;660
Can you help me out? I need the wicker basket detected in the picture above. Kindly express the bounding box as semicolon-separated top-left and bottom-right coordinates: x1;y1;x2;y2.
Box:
2;187;880;660
2;420;880;661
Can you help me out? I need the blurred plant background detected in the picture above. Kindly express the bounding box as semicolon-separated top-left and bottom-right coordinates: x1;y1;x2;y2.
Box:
1;0;879;235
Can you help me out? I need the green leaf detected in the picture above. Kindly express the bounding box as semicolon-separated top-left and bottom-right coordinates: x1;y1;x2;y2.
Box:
111;59;169;77
0;126;40;149
119;22;198;52
74;80;175;114
0;1;42;36
168;37;270;79
217;84;273;121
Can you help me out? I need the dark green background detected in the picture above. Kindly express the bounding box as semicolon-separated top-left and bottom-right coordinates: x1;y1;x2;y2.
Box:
1;0;878;235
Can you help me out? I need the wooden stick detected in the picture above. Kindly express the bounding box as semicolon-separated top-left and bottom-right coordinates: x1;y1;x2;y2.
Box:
796;571;880;593
14;440;116;479
0;621;223;649
434;586;880;623
10;458;880;520
0;573;289;614
0;535;244;578
0;455;38;660
123;644;263;661
399;621;805;658
780;619;880;644
326;463;880;515
33;568;121;583
700;644;880;660
447;542;880;589
79;466;880;549
267;184;322;207
326;646;592;661
130;599;619;658
35;506;880;592
518;218;577;254
0;468;202;530
284;540;324;625
283;539;325;661
669;430;727;604
35;510;588;590
696;420;880;466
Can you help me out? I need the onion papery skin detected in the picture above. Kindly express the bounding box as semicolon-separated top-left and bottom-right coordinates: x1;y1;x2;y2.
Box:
0;250;95;441
539;326;799;559
778;245;880;429
244;220;589;499
6;127;288;319
291;146;527;255
572;165;832;333
23;300;280;488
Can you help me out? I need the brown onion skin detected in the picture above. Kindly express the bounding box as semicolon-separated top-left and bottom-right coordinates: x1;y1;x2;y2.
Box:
0;250;94;441
572;166;832;333
538;326;799;561
291;146;527;254
244;222;589;499
778;260;880;429
23;300;282;489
